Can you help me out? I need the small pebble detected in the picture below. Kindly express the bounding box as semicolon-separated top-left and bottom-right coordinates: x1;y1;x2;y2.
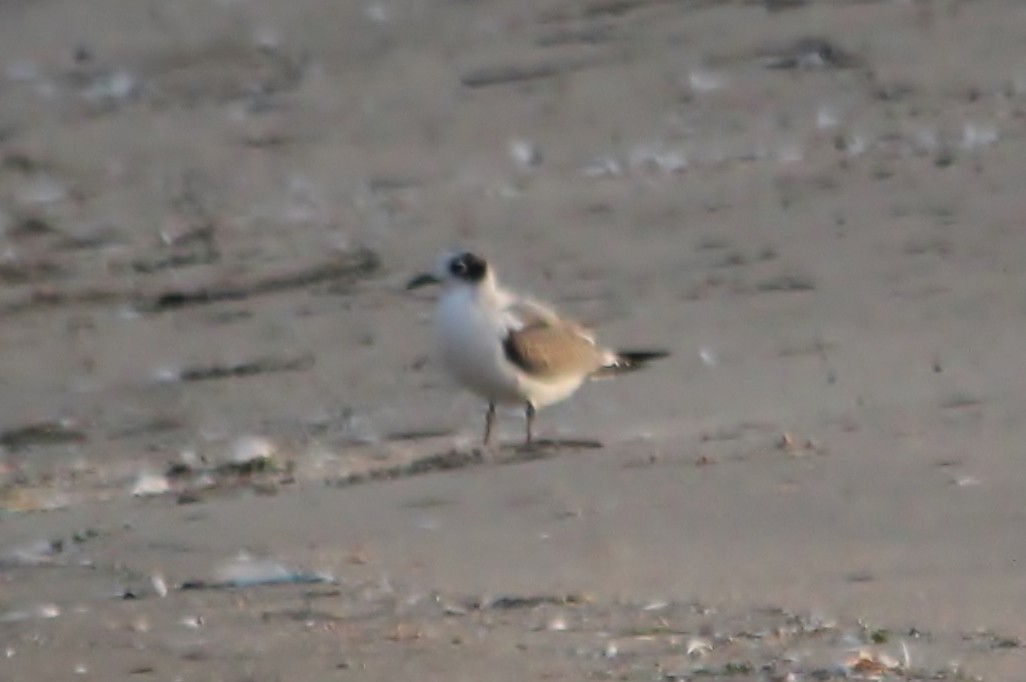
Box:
547;615;568;632
508;139;542;169
687;68;726;93
150;573;168;598
180;615;204;630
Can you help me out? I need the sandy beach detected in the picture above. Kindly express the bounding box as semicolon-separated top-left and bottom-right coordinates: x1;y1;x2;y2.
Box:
1;0;1025;679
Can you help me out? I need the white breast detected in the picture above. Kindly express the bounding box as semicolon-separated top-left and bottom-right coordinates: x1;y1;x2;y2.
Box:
435;287;525;405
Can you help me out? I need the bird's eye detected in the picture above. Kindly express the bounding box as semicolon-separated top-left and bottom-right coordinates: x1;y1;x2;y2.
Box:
450;259;467;275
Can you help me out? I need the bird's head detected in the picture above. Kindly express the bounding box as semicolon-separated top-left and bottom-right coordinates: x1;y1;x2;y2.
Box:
406;250;490;291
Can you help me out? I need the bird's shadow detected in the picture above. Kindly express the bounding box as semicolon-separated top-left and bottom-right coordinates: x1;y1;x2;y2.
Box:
496;438;603;464
330;437;603;489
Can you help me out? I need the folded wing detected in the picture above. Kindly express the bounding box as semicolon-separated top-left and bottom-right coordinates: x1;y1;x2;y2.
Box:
502;321;609;380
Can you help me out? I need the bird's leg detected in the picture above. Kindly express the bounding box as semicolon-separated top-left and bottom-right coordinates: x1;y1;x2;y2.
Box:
524;402;536;447
482;402;496;449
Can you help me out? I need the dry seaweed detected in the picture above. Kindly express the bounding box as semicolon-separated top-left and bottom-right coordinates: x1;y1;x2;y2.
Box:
139;248;381;313
176;354;314;382
0;420;87;451
0;248;381;317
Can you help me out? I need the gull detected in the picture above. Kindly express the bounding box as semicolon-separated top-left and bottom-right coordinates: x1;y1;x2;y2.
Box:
406;251;669;447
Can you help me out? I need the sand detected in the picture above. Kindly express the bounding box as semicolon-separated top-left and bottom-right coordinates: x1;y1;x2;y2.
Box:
0;0;1025;679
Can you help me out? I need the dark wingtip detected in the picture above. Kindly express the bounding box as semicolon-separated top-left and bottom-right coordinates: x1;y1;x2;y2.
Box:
597;349;670;376
618;350;670;366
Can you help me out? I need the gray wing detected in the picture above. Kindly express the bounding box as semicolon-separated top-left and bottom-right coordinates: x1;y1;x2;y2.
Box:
502;323;610;380
505;297;561;327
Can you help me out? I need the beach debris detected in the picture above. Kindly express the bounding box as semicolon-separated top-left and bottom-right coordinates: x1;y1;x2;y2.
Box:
777;430;827;457
778;431;820;456
479;594;583;611
117;579;158;601
171;353;314;383
151;573;169;598
582;155;622;177
0;486;73;512
335;409;381;445
160;436;290;503
834;132;868;158
961;123;998;150
131;472;171;497
686;636;713;658
330;448;483;488
180;615;204;629
293;441;343;475
130;230;219;275
181;553;336;590
508;138;542;169
0;418;86;452
9;577;990;679
137;247;381;314
686;67;726;94
764;37;861;70
841;647;903;675
964;630;1021;650
546;615;569;632
79;69;140;106
0;603;61;623
0;538;63;567
151;367;183;384
628;142;688;174
158;215;215;248
229;435;277;466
